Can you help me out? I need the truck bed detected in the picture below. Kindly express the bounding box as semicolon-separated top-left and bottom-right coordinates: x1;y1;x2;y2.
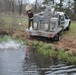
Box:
26;27;62;38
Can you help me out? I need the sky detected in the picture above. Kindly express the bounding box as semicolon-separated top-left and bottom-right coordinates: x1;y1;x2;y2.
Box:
27;0;43;4
27;0;73;4
27;0;36;4
29;0;59;3
29;0;35;3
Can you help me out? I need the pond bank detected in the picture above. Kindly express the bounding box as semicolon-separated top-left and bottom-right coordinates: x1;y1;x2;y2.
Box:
26;40;76;65
0;29;76;65
11;30;76;65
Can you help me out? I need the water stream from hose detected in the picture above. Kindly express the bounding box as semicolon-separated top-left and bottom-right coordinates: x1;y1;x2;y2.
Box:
0;35;23;49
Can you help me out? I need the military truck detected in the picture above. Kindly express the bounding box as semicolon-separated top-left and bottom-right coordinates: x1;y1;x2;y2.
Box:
26;6;71;41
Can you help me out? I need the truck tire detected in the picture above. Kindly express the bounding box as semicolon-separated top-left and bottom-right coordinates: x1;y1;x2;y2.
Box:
54;34;61;41
66;25;70;30
30;35;34;38
53;31;63;41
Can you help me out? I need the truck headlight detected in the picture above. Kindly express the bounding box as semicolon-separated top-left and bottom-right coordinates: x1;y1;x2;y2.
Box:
34;23;37;30
45;24;48;31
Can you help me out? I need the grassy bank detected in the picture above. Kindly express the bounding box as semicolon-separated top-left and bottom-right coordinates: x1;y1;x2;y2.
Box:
26;40;76;65
0;35;26;45
1;35;76;65
0;15;28;33
63;21;76;37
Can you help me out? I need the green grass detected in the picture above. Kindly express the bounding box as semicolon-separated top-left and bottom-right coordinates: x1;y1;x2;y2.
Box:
70;21;76;36
0;35;26;45
0;15;76;33
63;21;76;38
26;40;76;65
0;15;28;31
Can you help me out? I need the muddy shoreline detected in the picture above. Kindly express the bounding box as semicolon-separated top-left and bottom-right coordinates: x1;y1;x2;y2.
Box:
0;29;76;51
12;30;76;51
0;29;76;64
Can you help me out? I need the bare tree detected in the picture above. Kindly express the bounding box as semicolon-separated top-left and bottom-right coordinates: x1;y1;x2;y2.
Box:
73;0;76;20
35;0;37;13
52;0;54;5
11;0;15;15
66;0;72;16
60;0;64;11
18;0;23;15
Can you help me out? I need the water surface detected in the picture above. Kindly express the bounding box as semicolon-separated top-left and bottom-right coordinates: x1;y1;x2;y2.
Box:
0;40;76;75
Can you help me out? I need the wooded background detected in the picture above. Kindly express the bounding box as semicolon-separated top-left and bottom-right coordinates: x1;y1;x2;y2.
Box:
0;0;76;20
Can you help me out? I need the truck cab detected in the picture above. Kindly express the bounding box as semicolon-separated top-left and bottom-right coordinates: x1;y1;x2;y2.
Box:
57;12;71;30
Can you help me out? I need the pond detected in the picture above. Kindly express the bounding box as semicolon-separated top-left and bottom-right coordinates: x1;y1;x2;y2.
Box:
0;38;76;75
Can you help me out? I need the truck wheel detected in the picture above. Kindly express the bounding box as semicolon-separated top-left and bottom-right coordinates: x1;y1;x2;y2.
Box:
30;35;34;38
53;31;62;41
54;34;61;41
66;25;70;30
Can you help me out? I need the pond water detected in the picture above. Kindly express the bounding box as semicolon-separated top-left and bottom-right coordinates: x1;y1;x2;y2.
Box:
0;39;76;75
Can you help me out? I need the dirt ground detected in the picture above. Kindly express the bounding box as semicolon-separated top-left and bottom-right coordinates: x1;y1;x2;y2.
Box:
54;38;76;51
10;29;76;51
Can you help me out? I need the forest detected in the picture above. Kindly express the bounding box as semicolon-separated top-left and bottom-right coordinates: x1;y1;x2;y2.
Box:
0;0;76;20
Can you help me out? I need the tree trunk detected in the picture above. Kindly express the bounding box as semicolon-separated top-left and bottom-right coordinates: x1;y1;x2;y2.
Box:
52;0;54;5
4;0;7;14
35;0;37;13
18;0;23;15
67;0;71;16
73;0;76;20
60;0;63;11
12;0;15;15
